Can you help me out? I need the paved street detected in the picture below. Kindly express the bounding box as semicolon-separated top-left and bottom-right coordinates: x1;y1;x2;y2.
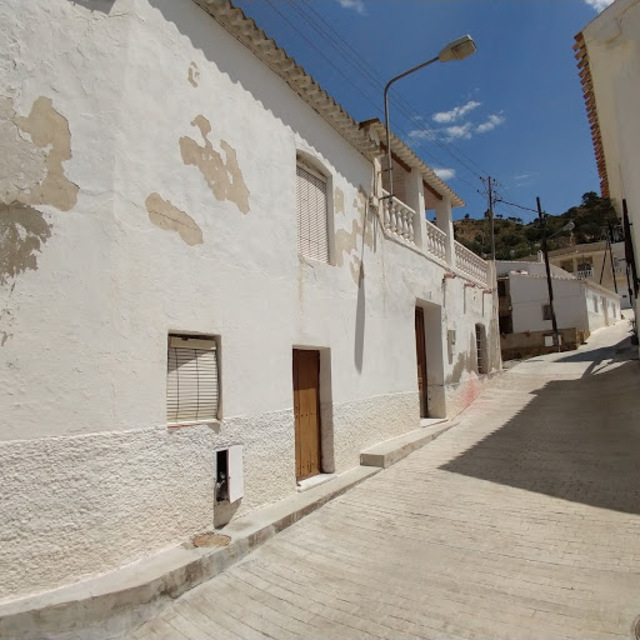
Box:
129;316;640;640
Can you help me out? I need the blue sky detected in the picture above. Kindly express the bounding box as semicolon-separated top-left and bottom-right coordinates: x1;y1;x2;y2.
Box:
233;0;612;222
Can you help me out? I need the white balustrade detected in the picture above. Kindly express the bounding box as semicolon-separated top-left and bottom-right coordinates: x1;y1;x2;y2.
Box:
424;219;447;263
381;191;416;245
454;240;489;286
576;268;594;280
379;192;489;285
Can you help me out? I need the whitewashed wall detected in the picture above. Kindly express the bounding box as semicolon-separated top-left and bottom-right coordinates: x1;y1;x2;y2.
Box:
0;0;499;601
583;0;640;323
584;282;622;331
507;274;620;334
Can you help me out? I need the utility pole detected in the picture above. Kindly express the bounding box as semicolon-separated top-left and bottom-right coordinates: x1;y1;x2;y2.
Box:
488;176;496;261
481;176;496;260
605;223;618;293
538;196;560;349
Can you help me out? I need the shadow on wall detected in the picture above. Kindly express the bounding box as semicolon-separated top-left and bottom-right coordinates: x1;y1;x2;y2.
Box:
440;349;640;515
67;0;116;13
354;263;365;372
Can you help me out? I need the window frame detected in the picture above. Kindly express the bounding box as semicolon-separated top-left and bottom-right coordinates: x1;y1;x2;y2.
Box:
166;333;221;427
295;155;334;265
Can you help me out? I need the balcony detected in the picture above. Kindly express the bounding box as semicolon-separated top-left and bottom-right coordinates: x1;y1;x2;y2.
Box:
454;240;489;286
424;219;447;263
381;193;416;245
379;191;490;287
576;269;594;280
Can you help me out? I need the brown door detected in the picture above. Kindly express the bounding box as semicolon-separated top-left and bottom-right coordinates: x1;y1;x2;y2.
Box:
415;307;428;418
292;349;322;481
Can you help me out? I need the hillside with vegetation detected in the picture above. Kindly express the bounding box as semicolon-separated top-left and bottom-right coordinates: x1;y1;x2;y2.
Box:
453;192;619;260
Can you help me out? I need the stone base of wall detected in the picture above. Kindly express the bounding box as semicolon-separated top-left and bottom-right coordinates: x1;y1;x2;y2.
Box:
331;392;419;476
0;392;419;602
501;328;589;361
443;371;501;419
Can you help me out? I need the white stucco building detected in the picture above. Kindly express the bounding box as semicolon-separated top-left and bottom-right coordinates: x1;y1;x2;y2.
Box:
547;240;632;309
575;0;640;325
0;0;501;601
497;261;621;359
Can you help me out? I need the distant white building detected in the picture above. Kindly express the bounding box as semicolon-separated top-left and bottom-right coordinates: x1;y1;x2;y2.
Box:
547;240;632;309
497;261;621;358
0;0;500;601
575;0;640;325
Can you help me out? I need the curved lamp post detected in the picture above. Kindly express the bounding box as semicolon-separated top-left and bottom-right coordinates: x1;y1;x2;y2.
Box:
383;35;477;199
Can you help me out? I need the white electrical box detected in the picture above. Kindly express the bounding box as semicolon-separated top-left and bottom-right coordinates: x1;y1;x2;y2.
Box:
216;445;244;503
227;445;244;503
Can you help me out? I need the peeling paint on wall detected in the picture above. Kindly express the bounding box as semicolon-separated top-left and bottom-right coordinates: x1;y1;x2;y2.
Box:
445;332;477;384
0;202;53;287
0;307;14;347
0;95;76;345
334;187;373;285
188;62;199;88
10;97;78;211
145;193;203;246
179;115;250;214
334;186;345;215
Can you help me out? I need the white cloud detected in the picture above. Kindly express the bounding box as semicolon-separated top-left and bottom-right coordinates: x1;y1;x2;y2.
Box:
337;0;366;14
408;122;473;143
408;110;504;145
514;171;537;187
432;100;481;124
476;114;505;134
584;0;614;11
443;123;473;141
407;128;435;142
433;168;456;181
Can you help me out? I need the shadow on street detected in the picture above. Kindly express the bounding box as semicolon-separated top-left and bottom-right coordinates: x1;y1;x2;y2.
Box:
441;337;640;515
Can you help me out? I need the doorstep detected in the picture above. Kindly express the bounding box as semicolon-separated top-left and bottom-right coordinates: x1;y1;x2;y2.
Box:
297;473;336;492
360;419;452;469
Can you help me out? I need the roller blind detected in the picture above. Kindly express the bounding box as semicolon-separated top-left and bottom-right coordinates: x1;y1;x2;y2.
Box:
296;163;329;263
167;336;219;424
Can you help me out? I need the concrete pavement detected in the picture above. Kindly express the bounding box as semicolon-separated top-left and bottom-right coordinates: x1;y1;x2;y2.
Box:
128;316;640;640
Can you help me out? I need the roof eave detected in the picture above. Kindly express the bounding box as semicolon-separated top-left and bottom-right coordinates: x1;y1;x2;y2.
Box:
193;0;379;160
574;31;610;198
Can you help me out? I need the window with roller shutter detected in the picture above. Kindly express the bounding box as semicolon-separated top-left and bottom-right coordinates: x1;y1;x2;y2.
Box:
166;335;219;424
296;162;329;263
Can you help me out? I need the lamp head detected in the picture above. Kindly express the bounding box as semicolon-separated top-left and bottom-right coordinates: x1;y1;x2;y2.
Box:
438;35;477;62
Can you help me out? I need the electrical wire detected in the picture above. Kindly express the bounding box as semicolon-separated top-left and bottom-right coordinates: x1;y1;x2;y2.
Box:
258;0;496;199
294;0;492;180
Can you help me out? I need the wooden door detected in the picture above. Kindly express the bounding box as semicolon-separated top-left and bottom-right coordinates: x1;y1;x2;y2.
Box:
292;349;322;481
415;308;428;418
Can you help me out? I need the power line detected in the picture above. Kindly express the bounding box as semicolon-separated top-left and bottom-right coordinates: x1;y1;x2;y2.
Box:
494;198;541;215
301;0;492;178
261;0;495;192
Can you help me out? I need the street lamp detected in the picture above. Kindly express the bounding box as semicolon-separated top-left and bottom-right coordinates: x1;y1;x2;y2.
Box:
383;35;477;199
549;220;575;239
